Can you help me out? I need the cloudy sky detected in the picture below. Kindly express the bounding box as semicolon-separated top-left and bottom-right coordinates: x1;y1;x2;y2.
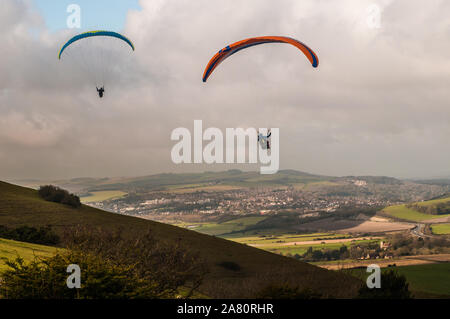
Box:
1;0;449;180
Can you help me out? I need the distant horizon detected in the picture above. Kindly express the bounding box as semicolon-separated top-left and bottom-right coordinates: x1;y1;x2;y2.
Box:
4;168;450;185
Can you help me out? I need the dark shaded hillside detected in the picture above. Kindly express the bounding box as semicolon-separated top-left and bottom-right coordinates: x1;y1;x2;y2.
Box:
0;181;361;298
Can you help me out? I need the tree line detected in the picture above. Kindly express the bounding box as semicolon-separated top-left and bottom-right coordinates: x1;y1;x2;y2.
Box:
0;225;59;245
406;202;450;215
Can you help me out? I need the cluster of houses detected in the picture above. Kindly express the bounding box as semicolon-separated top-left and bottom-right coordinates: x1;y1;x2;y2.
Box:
357;240;393;260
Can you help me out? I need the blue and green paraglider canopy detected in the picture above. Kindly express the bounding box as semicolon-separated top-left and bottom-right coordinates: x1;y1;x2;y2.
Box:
58;30;135;59
58;30;135;96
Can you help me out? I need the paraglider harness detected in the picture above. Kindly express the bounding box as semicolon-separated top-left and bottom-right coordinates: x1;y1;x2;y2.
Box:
96;86;105;98
258;130;271;150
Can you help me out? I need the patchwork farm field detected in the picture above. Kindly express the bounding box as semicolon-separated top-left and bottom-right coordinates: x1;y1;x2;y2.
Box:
224;231;381;256
318;254;450;270
183;216;267;236
180;216;384;257
229;233;353;245
81;190;127;203
265;239;381;256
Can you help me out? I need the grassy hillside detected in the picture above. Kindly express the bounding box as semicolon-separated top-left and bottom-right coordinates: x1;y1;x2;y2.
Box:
382;204;450;222
0;181;361;298
0;238;58;271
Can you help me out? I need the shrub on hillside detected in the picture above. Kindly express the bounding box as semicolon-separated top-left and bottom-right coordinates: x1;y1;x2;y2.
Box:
0;226;208;299
0;252;141;299
38;185;81;208
357;269;411;299
0;225;59;245
61;226;208;298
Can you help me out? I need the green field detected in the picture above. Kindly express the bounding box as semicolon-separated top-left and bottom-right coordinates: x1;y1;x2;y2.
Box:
266;239;380;256
0;181;361;298
346;263;450;297
431;223;450;235
0;238;58;271
230;233;352;245
190;217;267;236
227;230;380;256
396;263;450;296
383;204;450;222
80;190;127;203
187;219;347;240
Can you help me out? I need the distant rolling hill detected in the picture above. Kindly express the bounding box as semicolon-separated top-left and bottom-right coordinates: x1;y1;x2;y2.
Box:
413;179;450;188
12;170;336;193
0;180;361;298
11;170;415;196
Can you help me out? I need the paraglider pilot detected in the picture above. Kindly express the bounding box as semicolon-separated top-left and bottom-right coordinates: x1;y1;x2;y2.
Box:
96;86;105;98
258;130;271;150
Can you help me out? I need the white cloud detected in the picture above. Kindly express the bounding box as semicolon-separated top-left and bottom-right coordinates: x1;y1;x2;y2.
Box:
0;0;449;179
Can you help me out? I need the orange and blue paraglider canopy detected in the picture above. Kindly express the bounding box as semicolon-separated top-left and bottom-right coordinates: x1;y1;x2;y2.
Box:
202;36;319;82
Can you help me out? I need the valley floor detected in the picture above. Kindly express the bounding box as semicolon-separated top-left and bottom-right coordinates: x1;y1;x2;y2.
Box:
316;253;450;270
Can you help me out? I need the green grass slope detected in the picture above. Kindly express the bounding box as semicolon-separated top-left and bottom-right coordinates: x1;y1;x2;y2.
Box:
382;204;450;222
0;181;361;298
0;238;58;271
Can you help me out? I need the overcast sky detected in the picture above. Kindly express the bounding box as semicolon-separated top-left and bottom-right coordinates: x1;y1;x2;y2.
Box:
1;0;449;180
